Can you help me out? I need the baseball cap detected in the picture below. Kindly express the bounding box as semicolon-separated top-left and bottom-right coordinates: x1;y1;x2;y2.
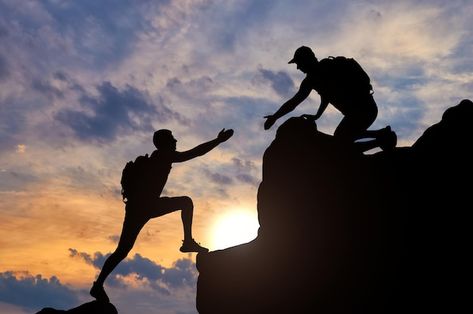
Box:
288;46;315;64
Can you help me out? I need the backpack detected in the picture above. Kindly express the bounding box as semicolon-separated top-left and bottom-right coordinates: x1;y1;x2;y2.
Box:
326;56;373;95
120;154;151;202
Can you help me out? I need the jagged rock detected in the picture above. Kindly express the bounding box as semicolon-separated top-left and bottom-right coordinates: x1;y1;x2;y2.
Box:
196;100;472;313
36;300;118;314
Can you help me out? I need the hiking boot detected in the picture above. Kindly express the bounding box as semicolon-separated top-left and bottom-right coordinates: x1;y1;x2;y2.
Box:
378;125;392;138
90;281;110;303
180;239;209;253
379;126;397;151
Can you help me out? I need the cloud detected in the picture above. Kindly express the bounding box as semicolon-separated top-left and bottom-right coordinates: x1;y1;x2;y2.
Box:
165;76;216;100
0;272;78;311
69;249;198;293
31;78;65;99
0;54;8;80
232;157;259;186
55;81;186;142
0;170;39;192
203;169;234;186
108;235;121;243
194;0;276;52
257;69;295;98
68;248;96;265
0;0;166;70
236;173;259;186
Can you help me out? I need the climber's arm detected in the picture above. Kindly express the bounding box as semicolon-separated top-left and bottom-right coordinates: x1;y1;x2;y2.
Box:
173;129;234;163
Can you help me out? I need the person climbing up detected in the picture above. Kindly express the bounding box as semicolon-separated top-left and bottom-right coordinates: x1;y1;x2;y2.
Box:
90;128;234;303
264;45;396;152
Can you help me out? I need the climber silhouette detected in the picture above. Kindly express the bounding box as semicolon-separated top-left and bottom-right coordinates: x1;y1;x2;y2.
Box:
264;46;397;152
90;128;234;303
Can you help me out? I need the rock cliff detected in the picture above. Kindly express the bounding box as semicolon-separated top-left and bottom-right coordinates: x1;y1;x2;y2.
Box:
36;300;117;314
196;99;472;314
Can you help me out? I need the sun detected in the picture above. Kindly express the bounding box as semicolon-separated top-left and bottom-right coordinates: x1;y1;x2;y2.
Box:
211;210;260;250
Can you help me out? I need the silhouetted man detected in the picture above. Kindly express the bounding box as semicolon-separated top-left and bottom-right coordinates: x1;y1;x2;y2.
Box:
90;128;234;302
264;46;396;152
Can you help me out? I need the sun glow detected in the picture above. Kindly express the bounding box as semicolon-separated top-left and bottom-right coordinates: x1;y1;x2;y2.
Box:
211;210;259;250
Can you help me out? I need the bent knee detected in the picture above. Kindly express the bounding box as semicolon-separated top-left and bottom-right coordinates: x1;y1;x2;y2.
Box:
180;196;193;209
334;127;357;141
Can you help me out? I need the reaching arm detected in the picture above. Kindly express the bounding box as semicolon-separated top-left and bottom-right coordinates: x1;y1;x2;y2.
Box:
300;95;329;122
173;129;234;163
264;79;312;130
313;95;329;120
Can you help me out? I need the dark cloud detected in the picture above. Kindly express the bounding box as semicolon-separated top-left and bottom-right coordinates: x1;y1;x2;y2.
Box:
232;157;257;172
68;248;95;265
56;82;153;141
232;158;259;186
108;235;120;243
52;71;86;94
0;170;39;192
0;271;78;311
166;76;214;91
258;69;295;98
236;173;259;186
55;82;185;142
31;79;64;98
53;71;68;81
165;76;216;103
203;169;234;185
215;187;229;198
69;249;197;293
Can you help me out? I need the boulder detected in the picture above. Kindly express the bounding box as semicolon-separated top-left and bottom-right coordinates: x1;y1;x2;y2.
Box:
36;300;118;314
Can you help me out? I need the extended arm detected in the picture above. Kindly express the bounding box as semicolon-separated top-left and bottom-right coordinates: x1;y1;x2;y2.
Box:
300;95;329;122
173;129;234;162
264;79;312;130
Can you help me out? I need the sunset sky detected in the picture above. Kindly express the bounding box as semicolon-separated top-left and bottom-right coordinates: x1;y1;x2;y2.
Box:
1;1;472;313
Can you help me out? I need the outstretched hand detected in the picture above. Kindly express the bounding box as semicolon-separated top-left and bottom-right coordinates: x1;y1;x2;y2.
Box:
217;128;234;143
264;115;276;130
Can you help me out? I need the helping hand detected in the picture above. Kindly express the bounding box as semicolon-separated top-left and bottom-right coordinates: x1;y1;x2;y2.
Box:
264;115;277;130
217;128;234;142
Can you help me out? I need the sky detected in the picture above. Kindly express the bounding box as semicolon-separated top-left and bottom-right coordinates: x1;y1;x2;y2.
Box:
0;0;472;313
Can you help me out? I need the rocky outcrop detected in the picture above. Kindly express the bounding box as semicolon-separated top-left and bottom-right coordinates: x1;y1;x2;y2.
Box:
36;300;118;314
196;99;473;313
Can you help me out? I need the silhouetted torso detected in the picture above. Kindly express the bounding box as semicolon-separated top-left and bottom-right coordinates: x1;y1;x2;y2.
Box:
305;60;376;116
149;149;173;197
